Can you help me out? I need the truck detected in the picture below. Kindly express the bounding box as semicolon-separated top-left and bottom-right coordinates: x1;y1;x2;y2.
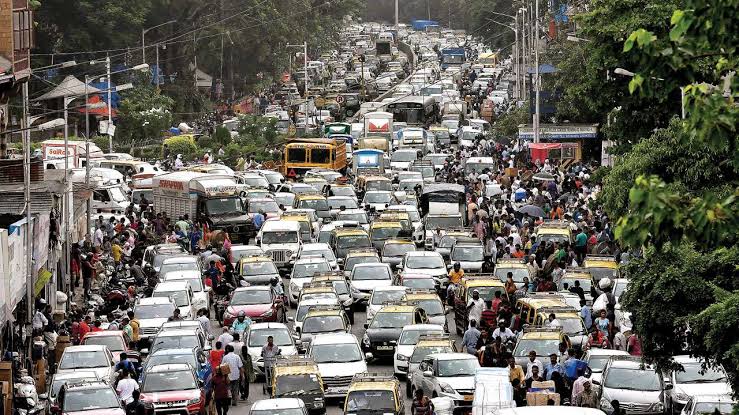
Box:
363;111;394;145
440;47;466;70
41;139;104;169
152;171;254;243
411;19;440;31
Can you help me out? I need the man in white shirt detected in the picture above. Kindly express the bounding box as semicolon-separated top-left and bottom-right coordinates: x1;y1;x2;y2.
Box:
466;290;484;327
222;344;244;406
93;226;104;248
196;309;210;338
115;369;139;405
32;307;48;332
217;326;233;347
525;351;543;379
547;313;561;328
491;321;515;343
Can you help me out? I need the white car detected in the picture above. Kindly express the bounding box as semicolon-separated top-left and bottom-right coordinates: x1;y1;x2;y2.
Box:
400;251;448;287
245;323;298;377
307;333;370;398
249;398;308;415
581;349;629;385
409;353;479;406
393;324;445;376
349;263;393;305
298;242;339;270
158;255;200;277
57;345;116;384
287;257;333;306
361;191;396;212
335;209;370;232
390;149;419;171
162;270;210;314
134;297;177;342
680;394;736;415
293;297;340;333
367;286;408;322
668;355;731;414
229;245;265;267
327;196;360;217
151;280;196;320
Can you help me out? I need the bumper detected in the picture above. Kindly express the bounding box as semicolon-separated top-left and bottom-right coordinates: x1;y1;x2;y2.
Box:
393;358;409;375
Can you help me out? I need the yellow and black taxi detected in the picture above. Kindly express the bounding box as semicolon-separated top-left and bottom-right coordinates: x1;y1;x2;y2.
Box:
534;305;588;350
512;327;571;370
299;305;352;345
272;356;325;413
380;238;416;270
403;334;458;390
435;229;474;259
235;255;282;285
404;290;448;331
534;219;573;245
583;255;621;289
280;211;317;243
362;304;428;359
329;225;373;264
369;220;405;251
453;275;507;334
344;374;404;415
494;257;534;289
356;174;393;198
514;294;568;329
310;272;354;319
560;267;596;302
293;192;330;220
297;282;340;305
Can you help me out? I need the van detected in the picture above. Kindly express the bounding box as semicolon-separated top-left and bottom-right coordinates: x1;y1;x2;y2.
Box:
257;219;302;273
151;280;196;320
91;184;130;214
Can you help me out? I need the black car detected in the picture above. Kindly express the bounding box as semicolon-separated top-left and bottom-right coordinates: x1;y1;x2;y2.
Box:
362;305;428;359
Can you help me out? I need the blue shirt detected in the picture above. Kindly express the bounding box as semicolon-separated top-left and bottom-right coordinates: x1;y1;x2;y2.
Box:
580;305;592;330
253;213;265;229
461;327;481;354
544;362;565;380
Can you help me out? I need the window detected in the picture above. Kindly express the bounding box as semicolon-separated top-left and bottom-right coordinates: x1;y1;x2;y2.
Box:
287;148;307;163
13;10;33;50
311;148;330;164
93;190;110;202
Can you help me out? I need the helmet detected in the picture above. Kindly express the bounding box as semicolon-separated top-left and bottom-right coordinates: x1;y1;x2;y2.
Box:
270;276;279;285
599;278;613;290
238;311;246;318
453;262;461;269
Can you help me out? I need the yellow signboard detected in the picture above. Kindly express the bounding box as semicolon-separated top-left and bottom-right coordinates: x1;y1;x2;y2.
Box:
34;268;52;297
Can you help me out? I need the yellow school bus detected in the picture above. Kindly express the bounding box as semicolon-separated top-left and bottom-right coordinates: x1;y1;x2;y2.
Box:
281;138;347;177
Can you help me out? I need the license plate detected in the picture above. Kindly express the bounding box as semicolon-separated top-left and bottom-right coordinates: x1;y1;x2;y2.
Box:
464;395;474;401
377;345;394;350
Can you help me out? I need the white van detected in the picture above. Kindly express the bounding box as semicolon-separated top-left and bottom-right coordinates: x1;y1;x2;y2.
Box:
152;280;196;320
162;270;210;314
257;219;302;273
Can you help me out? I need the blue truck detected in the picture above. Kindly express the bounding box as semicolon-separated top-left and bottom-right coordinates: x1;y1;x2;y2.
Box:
411;19;440;31
440;47;466;69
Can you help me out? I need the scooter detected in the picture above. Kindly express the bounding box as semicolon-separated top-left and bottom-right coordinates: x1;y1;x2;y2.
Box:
13;375;45;415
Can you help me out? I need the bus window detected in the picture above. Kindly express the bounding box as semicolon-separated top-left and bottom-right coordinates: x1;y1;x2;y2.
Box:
311;148;330;164
288;148;307;163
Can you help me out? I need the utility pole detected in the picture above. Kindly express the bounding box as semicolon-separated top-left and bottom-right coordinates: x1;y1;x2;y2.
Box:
22;81;32;328
514;12;519;100
395;0;399;28
534;0;541;143
85;77;91;233
155;44;160;89
520;8;527;100
106;55;113;152
194;33;198;94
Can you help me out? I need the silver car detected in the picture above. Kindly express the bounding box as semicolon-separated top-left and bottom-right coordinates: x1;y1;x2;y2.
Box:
598;356;670;415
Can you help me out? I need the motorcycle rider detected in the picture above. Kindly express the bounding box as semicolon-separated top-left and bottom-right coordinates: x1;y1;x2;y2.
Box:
231;311;251;336
269;277;284;300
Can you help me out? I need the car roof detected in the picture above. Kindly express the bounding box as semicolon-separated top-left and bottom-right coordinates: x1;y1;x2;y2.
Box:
585;349;629;357
83;330;124;338
302;243;332;250
250;322;289;330
64;345;108;352
402;324;444;332
295;257;329;264
405;251;442;257
154;280;191;290
137;297;174;305
62;380;111;391
146;363;193;373
251;398;305;410
235;285;271;292
155;329;199;337
150;347;198;356
378;305;415;313
310;332;358;345
353;263;390;269
429;352;477;361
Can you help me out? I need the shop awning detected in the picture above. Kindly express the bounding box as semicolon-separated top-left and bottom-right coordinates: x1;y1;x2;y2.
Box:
518;124;598;140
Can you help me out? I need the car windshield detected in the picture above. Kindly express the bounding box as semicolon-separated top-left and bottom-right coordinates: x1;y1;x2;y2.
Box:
399;329;443;345
59;351;108;369
303;316;346;333
604;367;661;391
168;277;203;292
328;198;358;209
153;290;189;307
366;180;393;192
415;299;444;316
693;402;735;415
135;303;175;319
64;387;120;412
382;244;416;256
403;278;436;290
588;355;620;372
275;374;323;395
411;346;453;363
495;268;530;284
248;329;293;347
406;255;444;269
249;200;279;214
364;192;393;204
370;312;412;329
83;336;125;351
302;248;336;262
242;261;279;276
298;199;329;211
438;359;479;377
345;256;379;271
51;376;98;398
205;197;244;215
675;364;727;383
559;318;586;335
371;290;406;305
371;227;401;240
561;278;592;293
337;212;369;224
353;266;391;281
147;353;197;369
346;390;396;412
312;343;363;363
262;231;299;244
588;267;617;282
293;262;331;278
612;279;629;298
142;370;197;392
392;151;417;162
329;281;349;295
152;335;199;352
338;235;371;249
514;339;561;357
232;289;271;305
425;216;463;229
451;246;484;261
159;262;198;275
244;177;270;188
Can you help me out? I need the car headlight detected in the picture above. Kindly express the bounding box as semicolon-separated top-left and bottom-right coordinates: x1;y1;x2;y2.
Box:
440;383;456;394
314;400;324;408
600;397;613;411
187;397;202;405
397;354;409;361
363;334;371;346
143;401;154;409
290;282;300;292
261;309;274;317
673;392;690;402
650;402;664;412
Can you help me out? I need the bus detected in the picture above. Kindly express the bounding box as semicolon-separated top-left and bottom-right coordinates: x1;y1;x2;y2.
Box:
280;138;347;177
385;96;439;127
478;52;498;69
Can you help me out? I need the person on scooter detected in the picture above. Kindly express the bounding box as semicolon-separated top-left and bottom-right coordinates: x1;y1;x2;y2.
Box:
231;311;251;336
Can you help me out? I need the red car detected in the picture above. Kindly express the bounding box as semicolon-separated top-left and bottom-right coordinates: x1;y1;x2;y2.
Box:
222;286;286;326
139;363;205;414
81;330;140;364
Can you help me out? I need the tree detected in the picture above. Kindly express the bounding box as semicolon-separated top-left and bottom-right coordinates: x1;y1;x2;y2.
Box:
115;83;174;148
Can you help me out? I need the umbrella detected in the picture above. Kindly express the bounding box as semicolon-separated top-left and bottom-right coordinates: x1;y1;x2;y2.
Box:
518;204;546;218
533;172;556;182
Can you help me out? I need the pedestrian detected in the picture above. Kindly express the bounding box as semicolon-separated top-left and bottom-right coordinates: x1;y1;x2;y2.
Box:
213;366;231;415
229;333;249;401
222;345;244;406
197;308;211;338
125;390;146;415
116;369;139;405
547;313;560;328
580;299;593;331
81;254;95;300
627;333;642;356
480;300;497;329
462;320;481;355
466;290;484;328
127;311;140;349
230;311;251;336
262;335;281;390
505;272;517;297
525;365;545;390
594;309;611;337
573;380;599;408
525;350;543;379
543;353;565;380
210;341;225;368
167;308;183;322
411;388;435;415
217;326;234;347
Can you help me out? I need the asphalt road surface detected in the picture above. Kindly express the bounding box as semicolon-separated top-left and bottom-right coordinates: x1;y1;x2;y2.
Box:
210;303;463;415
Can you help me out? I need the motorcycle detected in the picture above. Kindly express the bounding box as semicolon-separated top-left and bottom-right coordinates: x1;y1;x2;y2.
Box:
13;375;45;415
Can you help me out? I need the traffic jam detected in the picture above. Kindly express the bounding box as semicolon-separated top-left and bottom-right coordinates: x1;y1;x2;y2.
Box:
40;17;734;415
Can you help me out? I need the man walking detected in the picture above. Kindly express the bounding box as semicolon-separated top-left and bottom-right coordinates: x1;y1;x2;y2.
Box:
222;345;244;406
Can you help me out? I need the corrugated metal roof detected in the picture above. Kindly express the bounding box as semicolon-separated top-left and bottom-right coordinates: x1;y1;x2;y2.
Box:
0;193;55;215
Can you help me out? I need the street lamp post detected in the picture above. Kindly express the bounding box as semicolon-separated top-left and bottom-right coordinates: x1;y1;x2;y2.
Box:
142;20;177;64
534;0;541;143
287;42;309;133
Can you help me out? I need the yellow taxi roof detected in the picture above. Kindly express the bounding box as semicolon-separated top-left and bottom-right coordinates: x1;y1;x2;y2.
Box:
386;239;414;245
362;175;391;181
312;275;344;282
345;250;377;257
405;292;439;301
335;228;368;236
302;286;335;294
378;305;415;313
305;309;344;318
281;214;309;222
348;381;398;392
372;221;402;229
519;298;565;308
495;262;527;269
521;330;563;340
585;260;618;269
239;256;272;264
274;364;320;376
465;279;505;288
416;339;453;347
297;194;326;200
561;272;592;280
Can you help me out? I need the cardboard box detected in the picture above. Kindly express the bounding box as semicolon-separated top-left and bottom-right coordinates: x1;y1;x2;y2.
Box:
526;391;560;406
218;364;231;376
505;167;519;177
530;380;556;392
56;335;71;362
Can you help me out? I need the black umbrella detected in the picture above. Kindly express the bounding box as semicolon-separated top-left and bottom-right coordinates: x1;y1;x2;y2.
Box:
518;204;546;218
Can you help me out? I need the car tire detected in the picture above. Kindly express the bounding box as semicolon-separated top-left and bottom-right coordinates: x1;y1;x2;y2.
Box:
406;380;412;398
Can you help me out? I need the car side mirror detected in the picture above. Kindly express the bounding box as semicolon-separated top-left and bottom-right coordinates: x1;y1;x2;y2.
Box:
423;370;433;377
140;348;149;356
591;379;600;386
38;393;48;400
364;323;369;329
288;316;295;322
665;383;673;390
365;353;373;361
